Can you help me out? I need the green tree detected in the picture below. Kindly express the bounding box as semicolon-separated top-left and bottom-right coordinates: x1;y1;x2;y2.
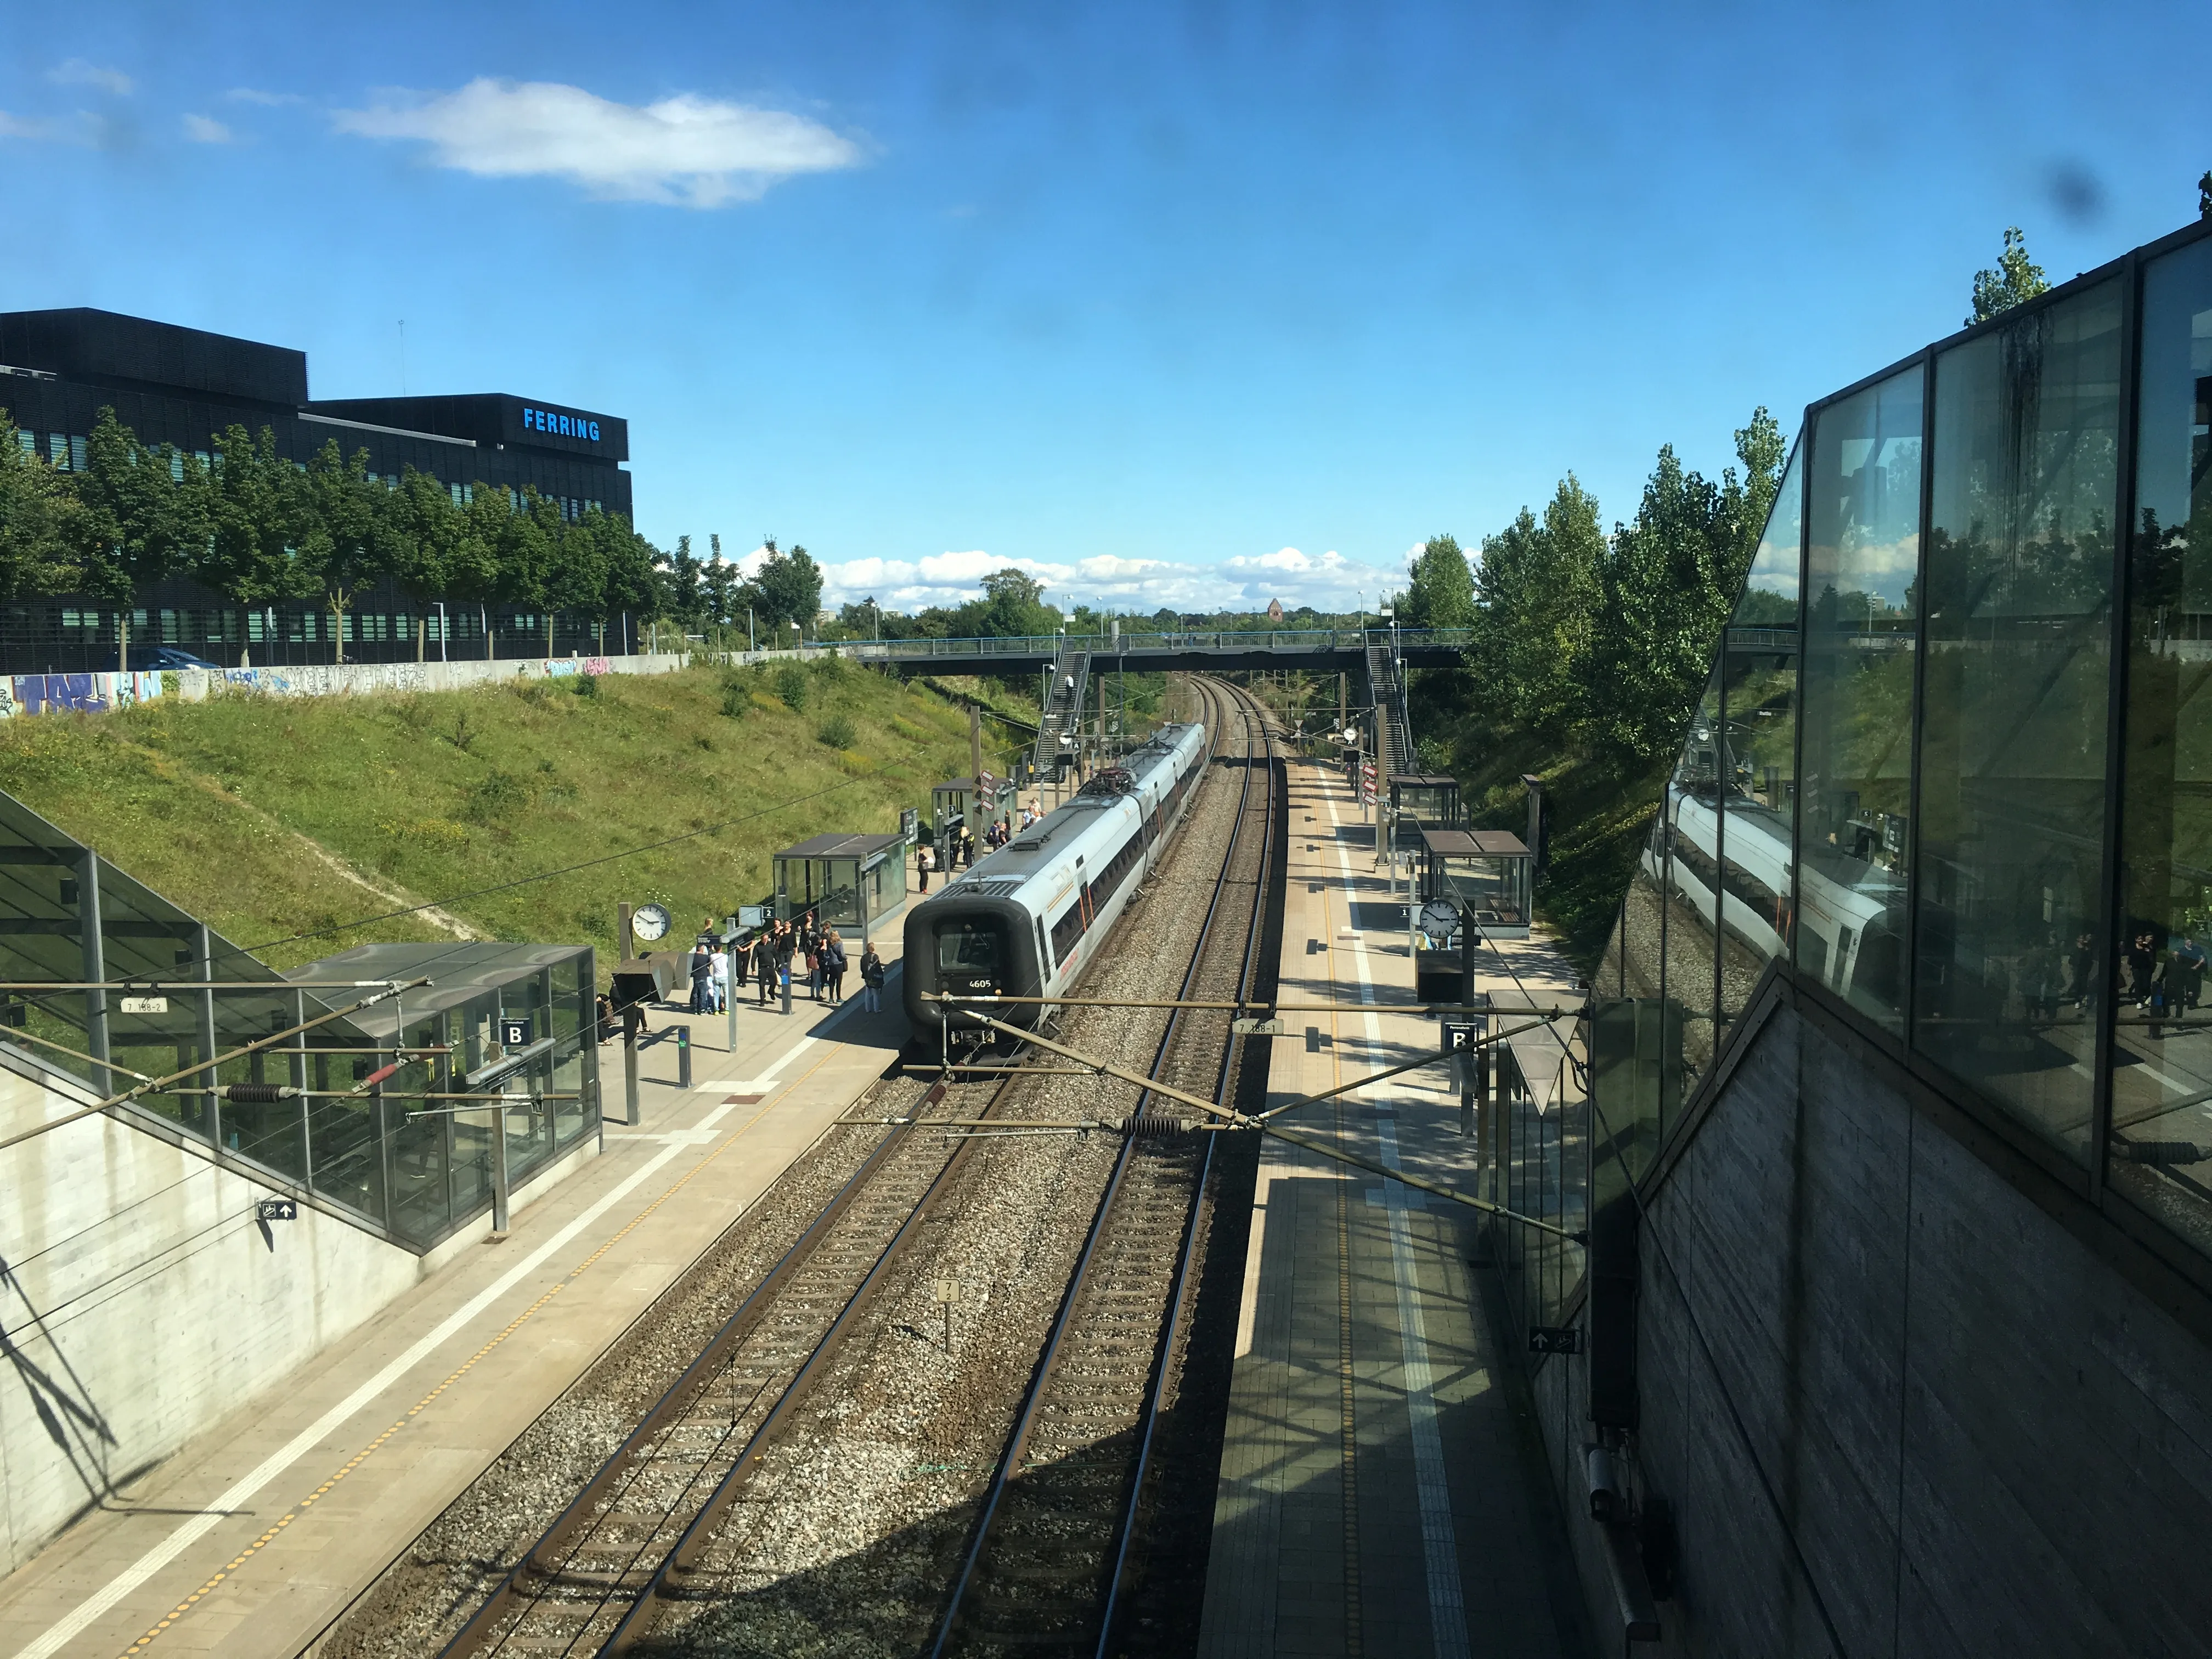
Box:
2199;169;2211;219
0;413;86;602
295;439;395;663
1968;226;2050;325
546;507;611;655
193;424;302;617
387;471;464;659
745;538;825;635
1402;533;1477;630
67;411;209;663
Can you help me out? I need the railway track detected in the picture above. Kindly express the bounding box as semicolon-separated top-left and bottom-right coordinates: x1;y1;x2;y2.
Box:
411;675;1281;1659
928;678;1278;1657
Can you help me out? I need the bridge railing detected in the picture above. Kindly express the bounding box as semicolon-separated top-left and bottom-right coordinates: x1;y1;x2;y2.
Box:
849;628;1476;661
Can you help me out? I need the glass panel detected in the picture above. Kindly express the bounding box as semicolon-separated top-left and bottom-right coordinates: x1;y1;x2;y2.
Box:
2113;235;2212;1253
1720;438;1804;1034
1800;367;1925;1031
388;1014;451;1244
1915;280;2122;1165
1661;672;1724;1091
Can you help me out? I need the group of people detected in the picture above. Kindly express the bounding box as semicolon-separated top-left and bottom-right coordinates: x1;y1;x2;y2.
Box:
914;798;1049;893
597;913;889;1043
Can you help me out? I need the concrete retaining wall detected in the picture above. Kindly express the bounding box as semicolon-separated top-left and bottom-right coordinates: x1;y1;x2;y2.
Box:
0;1053;593;1574
1523;999;2212;1657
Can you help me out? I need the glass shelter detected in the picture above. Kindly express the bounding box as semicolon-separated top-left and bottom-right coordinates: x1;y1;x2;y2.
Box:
772;832;909;934
0;782;599;1252
1419;828;1532;939
930;776;1015;850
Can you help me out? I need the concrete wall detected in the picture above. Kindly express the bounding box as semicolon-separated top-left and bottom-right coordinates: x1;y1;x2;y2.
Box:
1524;998;2212;1658
0;1054;592;1574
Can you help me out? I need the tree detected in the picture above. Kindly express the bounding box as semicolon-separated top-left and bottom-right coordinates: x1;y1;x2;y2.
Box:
295;439;395;664
702;533;738;634
1968;226;2050;325
0;413;86;602
387;471;463;659
2200;169;2211;220
545;508;610;655
193;424;302;616
1402;534;1476;630
67;410;209;665
745;539;825;634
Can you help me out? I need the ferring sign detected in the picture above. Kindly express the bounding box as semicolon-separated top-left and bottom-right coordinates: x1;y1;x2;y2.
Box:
522;405;602;443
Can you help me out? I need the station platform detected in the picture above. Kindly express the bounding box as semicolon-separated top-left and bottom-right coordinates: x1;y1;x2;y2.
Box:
1199;759;1592;1658
0;935;915;1659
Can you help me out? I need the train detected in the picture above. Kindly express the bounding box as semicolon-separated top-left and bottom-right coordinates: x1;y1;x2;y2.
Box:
1647;780;1901;1008
902;719;1211;1043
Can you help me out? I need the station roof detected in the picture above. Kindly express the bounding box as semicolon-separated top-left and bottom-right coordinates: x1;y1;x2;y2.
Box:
775;832;907;861
289;941;592;1031
1420;828;1528;857
1390;772;1460;788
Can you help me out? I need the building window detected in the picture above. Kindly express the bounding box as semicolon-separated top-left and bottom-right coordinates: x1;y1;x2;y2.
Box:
1797;365;1925;1034
18;429;36;458
48;433;68;469
168;451;184;482
449;481;464;506
70;435;87;472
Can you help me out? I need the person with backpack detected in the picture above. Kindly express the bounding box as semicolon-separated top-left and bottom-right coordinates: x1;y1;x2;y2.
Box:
822;929;849;1004
859;943;887;1013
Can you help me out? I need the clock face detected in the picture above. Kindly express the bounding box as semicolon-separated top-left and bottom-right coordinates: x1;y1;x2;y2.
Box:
631;902;672;944
1420;900;1463;939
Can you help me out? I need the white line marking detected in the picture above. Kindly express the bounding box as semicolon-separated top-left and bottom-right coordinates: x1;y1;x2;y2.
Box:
1331;807;1469;1659
17;1138;697;1659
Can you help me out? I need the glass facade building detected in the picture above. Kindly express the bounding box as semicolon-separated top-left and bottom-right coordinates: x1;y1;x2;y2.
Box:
1505;216;2212;1343
0;788;599;1251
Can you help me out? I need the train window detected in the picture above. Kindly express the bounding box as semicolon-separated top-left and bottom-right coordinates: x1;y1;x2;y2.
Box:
935;920;1002;974
1049;901;1085;964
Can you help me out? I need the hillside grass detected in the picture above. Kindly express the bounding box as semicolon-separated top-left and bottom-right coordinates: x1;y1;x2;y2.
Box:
0;662;1035;977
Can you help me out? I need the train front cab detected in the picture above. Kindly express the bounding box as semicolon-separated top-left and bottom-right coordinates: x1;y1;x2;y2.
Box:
902;894;1047;1040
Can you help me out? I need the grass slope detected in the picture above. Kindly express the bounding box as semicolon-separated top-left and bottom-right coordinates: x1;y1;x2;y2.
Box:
0;661;1030;975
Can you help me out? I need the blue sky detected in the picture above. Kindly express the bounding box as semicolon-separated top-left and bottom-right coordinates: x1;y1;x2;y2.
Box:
3;2;2207;617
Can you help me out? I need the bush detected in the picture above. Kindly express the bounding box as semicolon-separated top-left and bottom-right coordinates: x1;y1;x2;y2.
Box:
773;664;809;711
570;669;600;697
720;686;749;719
817;713;856;749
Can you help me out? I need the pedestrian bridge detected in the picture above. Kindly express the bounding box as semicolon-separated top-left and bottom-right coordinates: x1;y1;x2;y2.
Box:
845;627;1473;675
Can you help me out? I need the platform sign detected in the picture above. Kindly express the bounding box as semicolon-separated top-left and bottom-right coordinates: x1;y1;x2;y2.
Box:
256;1198;297;1222
120;995;168;1014
738;905;769;929
1529;1325;1581;1355
1441;1019;1482;1053
900;807;919;845
499;1016;532;1048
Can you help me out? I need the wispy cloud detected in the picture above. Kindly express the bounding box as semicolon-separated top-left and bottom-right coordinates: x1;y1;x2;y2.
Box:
182;114;239;145
332;77;862;207
0;110;92;144
225;87;306;106
48;59;133;97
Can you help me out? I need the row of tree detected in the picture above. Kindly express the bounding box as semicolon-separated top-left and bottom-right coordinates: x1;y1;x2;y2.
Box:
0;406;850;657
1396;407;1786;772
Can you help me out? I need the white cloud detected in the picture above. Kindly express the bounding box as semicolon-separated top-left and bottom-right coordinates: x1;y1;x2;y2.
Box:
48;59;132;97
225;87;306;106
182;114;239;144
332;77;862;207
0;111;80;143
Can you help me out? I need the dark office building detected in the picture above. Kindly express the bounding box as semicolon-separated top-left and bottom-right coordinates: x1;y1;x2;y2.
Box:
0;308;631;523
0;309;636;670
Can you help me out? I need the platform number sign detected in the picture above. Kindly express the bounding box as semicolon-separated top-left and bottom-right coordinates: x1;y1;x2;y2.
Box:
1441;1020;1481;1054
499;1017;532;1048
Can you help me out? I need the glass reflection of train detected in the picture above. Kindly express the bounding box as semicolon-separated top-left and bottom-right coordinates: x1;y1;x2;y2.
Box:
1646;781;1901;1008
903;721;1210;1044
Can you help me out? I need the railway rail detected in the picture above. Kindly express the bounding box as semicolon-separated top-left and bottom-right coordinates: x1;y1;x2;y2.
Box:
394;675;1283;1659
928;677;1278;1656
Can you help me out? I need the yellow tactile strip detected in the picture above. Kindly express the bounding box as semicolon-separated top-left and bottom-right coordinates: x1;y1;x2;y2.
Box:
111;1081;795;1659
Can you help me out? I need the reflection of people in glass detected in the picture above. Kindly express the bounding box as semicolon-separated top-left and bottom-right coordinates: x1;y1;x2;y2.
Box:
2065;932;2097;1008
2128;929;2161;1005
2019;933;2061;1024
2172;934;2207;1012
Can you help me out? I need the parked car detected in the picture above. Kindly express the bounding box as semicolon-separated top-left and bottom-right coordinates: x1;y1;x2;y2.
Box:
125;646;224;673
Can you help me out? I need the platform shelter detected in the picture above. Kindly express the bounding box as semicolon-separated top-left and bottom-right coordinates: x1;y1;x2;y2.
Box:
930;775;1015;849
771;831;907;938
1418;826;1531;940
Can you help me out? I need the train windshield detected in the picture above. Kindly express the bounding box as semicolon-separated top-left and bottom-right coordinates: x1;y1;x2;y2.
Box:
936;919;1002;974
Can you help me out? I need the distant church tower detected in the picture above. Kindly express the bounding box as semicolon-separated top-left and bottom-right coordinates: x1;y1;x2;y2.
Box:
1266;597;1285;622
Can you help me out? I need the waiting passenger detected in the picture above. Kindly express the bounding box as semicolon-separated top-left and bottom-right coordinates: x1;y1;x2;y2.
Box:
822;930;849;1004
753;928;777;1005
859;943;887;1013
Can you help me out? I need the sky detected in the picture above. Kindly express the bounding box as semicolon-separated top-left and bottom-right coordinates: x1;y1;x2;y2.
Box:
3;1;2208;618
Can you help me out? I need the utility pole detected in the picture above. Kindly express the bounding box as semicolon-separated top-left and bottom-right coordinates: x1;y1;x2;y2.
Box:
969;705;985;787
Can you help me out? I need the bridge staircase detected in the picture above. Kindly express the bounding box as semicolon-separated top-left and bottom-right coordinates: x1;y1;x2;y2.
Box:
1366;636;1415;781
1033;645;1090;779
